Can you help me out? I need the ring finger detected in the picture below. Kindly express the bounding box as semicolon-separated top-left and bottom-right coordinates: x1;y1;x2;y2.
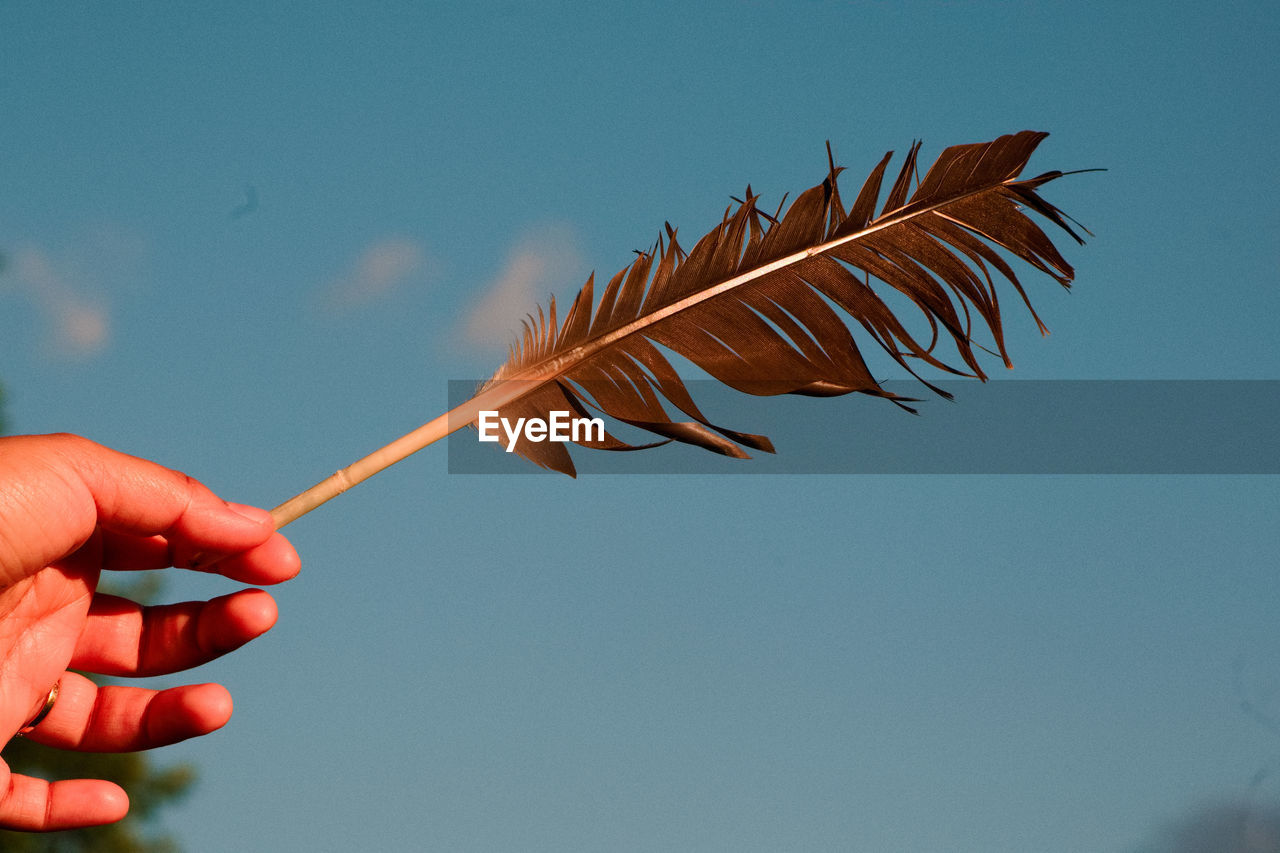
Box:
20;671;235;753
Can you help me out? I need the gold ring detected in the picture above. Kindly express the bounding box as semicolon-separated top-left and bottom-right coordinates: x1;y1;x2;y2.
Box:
17;681;60;736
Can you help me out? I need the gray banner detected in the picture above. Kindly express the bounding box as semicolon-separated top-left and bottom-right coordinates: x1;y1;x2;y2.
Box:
446;380;1280;475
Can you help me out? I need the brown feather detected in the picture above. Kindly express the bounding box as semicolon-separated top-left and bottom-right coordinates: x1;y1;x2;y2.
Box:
479;130;1089;476
265;131;1097;526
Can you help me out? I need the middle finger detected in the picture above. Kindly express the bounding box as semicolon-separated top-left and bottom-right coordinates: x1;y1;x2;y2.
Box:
71;589;279;677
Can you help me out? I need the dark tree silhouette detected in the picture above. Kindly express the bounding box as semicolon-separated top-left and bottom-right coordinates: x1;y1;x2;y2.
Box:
1137;802;1280;853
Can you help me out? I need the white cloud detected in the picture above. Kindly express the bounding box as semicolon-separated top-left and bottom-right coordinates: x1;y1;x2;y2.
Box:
5;246;110;357
325;236;428;308
462;223;584;350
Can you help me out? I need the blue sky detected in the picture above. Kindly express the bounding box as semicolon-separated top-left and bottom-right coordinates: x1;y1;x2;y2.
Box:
3;2;1280;851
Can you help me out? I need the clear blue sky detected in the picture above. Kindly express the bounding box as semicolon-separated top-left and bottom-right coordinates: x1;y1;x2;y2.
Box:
3;2;1280;851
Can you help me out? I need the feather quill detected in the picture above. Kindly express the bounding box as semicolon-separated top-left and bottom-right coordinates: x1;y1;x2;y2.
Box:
271;130;1091;525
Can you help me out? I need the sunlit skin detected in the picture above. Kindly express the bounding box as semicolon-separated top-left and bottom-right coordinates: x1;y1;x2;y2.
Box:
0;433;299;831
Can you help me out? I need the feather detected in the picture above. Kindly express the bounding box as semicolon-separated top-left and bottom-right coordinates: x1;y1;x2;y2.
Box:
270;131;1092;524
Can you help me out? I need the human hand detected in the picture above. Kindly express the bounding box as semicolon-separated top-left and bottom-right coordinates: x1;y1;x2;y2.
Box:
0;433;300;831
